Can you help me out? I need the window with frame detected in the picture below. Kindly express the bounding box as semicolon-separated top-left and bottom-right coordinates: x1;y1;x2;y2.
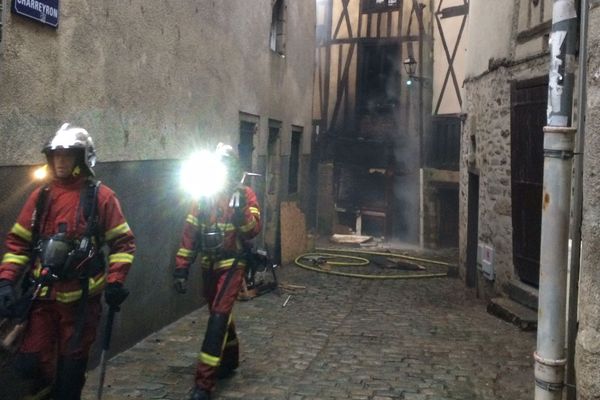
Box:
239;119;257;174
288;128;302;194
357;43;401;113
362;0;400;12
316;0;328;46
270;0;285;55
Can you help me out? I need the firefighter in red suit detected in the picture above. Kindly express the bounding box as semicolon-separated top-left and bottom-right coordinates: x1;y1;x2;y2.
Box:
0;123;136;399
173;143;261;400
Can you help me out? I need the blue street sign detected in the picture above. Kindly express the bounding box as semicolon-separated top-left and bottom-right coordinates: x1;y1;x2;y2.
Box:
12;0;59;28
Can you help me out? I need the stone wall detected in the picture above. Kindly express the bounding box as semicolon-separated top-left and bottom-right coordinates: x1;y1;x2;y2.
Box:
460;56;547;299
576;3;600;397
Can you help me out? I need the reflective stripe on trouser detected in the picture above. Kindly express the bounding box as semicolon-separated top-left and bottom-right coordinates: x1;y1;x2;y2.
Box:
199;312;231;367
195;264;244;392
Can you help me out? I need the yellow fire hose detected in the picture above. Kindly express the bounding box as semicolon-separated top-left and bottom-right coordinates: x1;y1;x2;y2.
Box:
294;247;452;280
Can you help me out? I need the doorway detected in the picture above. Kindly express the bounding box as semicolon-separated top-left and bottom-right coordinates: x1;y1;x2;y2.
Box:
466;171;479;288
510;77;547;287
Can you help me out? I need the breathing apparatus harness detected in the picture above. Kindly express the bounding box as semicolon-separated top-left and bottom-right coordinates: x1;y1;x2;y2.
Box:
28;179;102;350
33;179;102;284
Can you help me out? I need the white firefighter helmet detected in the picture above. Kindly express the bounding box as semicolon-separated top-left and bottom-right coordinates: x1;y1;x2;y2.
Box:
215;142;242;185
215;142;236;159
43;123;97;176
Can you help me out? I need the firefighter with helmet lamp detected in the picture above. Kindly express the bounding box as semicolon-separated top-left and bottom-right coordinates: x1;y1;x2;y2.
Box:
173;142;261;400
0;123;136;399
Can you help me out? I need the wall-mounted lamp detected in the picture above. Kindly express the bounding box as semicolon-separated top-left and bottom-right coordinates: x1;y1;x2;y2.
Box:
403;56;417;86
403;55;429;86
403;55;417;76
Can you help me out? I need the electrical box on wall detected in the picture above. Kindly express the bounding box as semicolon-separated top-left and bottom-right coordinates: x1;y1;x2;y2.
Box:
477;243;495;281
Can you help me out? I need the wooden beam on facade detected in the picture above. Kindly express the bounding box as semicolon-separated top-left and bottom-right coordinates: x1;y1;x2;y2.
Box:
329;35;421;45
516;20;551;44
436;4;469;19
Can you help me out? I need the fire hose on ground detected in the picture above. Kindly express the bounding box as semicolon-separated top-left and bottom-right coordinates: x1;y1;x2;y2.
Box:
294;247;453;279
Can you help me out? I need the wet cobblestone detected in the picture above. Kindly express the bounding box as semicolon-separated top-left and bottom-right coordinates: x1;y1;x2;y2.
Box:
82;262;535;400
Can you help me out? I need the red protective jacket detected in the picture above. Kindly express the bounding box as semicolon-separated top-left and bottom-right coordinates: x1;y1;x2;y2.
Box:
0;176;136;302
175;185;261;271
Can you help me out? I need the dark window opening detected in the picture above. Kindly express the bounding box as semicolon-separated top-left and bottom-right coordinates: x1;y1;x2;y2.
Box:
288;128;302;194
267;125;280;195
437;186;459;248
0;2;3;44
270;0;285;55
357;43;401;114
428;115;461;171
239;120;256;174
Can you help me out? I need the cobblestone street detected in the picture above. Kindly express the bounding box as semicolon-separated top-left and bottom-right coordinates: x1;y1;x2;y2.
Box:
82;258;536;400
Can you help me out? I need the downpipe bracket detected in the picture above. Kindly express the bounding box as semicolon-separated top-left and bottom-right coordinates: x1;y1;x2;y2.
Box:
543;149;574;159
534;351;566;393
535;378;564;393
542;126;576;159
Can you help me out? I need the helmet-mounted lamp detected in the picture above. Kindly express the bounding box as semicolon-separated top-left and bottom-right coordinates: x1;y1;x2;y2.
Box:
179;150;228;199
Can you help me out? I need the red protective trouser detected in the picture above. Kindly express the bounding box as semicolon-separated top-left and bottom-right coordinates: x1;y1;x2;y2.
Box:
17;296;101;385
195;263;244;392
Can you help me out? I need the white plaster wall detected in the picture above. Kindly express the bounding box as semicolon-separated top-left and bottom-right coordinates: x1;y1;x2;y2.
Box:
0;0;315;165
432;0;467;115
464;0;513;78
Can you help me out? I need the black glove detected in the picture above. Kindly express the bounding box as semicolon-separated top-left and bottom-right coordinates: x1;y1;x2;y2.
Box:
104;282;129;310
173;268;188;294
0;280;16;317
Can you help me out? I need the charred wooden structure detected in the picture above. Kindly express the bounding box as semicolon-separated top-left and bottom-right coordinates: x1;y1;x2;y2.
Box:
314;0;466;247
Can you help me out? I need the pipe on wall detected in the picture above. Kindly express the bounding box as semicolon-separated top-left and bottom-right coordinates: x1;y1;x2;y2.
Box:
535;1;579;399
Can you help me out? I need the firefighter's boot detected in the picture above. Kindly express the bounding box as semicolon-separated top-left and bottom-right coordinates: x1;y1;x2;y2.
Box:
190;386;211;400
53;357;87;400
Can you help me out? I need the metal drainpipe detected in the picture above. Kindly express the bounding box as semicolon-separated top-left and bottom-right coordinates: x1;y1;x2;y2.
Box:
565;0;588;398
535;1;578;399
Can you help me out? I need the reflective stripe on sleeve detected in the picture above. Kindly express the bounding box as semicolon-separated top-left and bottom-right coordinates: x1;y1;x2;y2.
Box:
186;214;199;227
108;253;134;264
177;248;195;258
249;207;260;217
105;222;131;241
11;223;32;242
1;253;30;266
238;219;257;233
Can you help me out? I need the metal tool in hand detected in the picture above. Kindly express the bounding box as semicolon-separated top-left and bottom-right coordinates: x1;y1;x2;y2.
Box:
96;295;128;400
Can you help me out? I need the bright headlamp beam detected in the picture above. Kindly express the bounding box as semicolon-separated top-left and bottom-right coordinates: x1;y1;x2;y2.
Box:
33;165;48;181
180;151;228;199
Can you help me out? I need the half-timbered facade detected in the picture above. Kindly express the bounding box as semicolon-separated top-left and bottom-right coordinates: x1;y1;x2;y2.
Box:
314;0;467;247
423;0;468;248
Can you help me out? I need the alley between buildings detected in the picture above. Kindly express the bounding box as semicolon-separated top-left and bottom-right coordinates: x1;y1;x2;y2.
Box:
81;257;535;400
